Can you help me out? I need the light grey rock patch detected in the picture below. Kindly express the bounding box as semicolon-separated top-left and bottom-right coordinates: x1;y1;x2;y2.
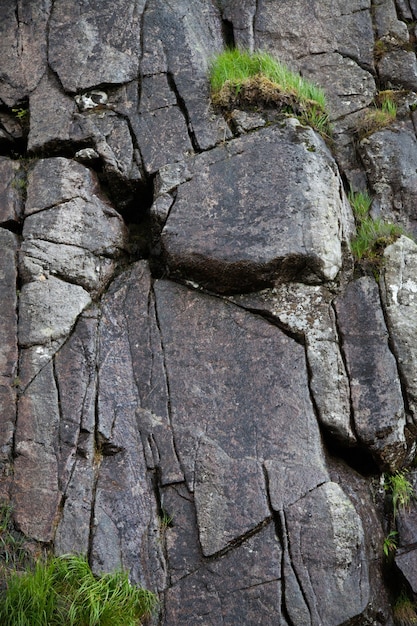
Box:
20;240;116;296
233;284;356;445
286;481;369;626
18;276;91;349
381;236;417;422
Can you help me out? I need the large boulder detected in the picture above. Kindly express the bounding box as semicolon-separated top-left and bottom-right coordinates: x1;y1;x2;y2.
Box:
160;120;354;293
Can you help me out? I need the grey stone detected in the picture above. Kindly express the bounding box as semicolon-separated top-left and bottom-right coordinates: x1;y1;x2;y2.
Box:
335;277;407;470
254;0;374;68
161;121;354;293
142;0;226;151
20;240;116;295
359;125;417;234
132;106;193;175
13;361;61;542
232;284;356;445
295;53;376;120
0;1;51;106
48;0;145;92
286;482;369;626
18;276;91;348
381;236;417;422
0;158;23;225
194;437;270;556
28;72;77;154
23;194;127;258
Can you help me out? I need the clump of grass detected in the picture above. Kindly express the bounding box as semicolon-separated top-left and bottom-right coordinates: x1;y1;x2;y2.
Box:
393;591;417;625
0;554;158;626
357;91;397;138
209;48;331;137
384;471;414;519
348;188;405;264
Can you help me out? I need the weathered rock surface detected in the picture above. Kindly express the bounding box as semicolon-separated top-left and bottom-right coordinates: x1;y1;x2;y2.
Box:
3;0;417;623
335;277;407;470
161;121;354;293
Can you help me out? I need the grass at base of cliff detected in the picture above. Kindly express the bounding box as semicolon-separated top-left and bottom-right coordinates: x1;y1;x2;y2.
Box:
209;49;331;138
0;554;158;626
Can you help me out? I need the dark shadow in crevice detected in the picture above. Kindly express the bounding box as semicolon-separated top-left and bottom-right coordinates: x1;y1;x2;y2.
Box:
0;102;29;159
222;19;235;49
322;428;380;477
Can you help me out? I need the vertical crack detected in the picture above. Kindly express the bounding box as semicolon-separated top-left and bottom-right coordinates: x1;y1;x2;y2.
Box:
166;72;200;152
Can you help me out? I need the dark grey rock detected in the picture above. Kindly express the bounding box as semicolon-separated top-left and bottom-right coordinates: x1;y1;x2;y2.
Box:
13;361;61;542
48;0;145;92
0;1;51;106
28;72;77;154
161;121;353;293
360;124;417;235
254;0;374;70
141;0;226;151
335;277;407;470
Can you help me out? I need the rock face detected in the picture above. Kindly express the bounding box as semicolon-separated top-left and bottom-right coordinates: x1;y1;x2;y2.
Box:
2;0;417;624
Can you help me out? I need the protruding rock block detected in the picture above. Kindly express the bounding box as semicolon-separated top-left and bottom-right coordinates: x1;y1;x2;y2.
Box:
161;121;354;293
335;276;407;470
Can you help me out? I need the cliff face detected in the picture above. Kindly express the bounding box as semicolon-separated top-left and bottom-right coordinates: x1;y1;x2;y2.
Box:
2;1;417;624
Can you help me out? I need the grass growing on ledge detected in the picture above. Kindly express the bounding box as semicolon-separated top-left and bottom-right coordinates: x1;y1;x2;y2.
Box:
209;48;331;137
0;554;158;626
348;188;405;264
357;90;398;138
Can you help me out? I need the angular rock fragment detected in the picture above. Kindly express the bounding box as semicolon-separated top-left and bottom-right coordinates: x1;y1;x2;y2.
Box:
48;0;144;92
335;277;407;470
0;230;18;473
18;277;91;348
381;236;417;422
13;362;61;542
161;121;354;293
286;482;369;625
0;158;23;225
232;284;356;445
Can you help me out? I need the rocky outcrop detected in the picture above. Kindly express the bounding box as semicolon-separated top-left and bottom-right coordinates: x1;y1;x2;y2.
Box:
2;1;417;624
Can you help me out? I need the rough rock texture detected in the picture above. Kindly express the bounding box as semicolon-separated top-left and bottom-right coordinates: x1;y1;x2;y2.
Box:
2;0;417;624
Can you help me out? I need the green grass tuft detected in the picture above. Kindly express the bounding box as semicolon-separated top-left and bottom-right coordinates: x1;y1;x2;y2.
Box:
348;188;406;264
0;554;158;626
384;471;414;519
209;48;331;137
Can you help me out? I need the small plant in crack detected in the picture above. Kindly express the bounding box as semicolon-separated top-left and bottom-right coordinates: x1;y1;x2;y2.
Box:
348;187;407;268
12;107;29;121
208;48;332;139
357;90;398;138
383;529;398;558
384;470;415;519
